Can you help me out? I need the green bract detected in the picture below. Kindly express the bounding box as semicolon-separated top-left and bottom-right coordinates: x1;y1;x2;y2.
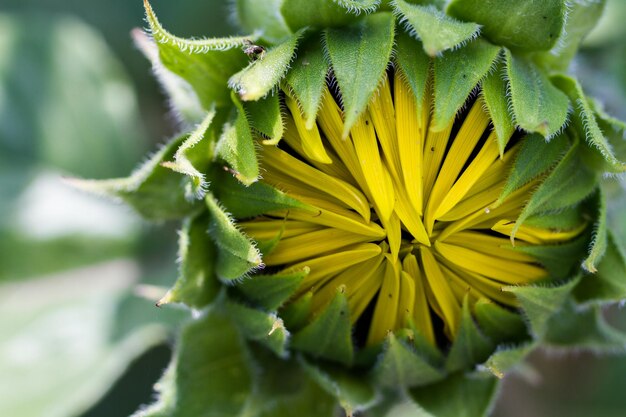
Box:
82;1;626;416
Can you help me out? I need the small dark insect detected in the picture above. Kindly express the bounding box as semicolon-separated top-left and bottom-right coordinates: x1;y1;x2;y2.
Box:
243;40;266;61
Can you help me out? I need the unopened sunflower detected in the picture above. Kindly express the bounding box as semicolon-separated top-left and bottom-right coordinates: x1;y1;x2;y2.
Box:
78;0;626;416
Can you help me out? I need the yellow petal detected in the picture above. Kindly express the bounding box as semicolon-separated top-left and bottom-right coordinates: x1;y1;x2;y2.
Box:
368;75;401;182
392;174;431;246
433;131;500;220
394;72;423;216
442;231;536;263
350;113;395;221
261;144;371;220
402;254;435;345
422;121;454;207
492;219;587;245
241;219;322;240
434;241;547;284
263;228;378;265
284;93;332;164
398;271;416;328
367;256;401;345
425;100;490;233
419;246;461;337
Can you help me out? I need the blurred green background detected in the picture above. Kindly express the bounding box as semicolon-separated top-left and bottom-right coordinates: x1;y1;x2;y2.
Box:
0;1;624;416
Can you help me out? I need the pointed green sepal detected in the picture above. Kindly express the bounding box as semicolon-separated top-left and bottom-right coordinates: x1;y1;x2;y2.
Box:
334;0;381;14
236;268;309;311
291;288;354;365
373;333;445;388
410;373;499;417
134;310;253;417
482;61;515;156
483;343;536;379
582;188;608;273
229;29;304;101
281;0;357;31
446;296;495;372
245;93;284;144
513;234;588;280
224;301;290;358
144;0;251;109
324;12;395;137
393;0;481;57
505;50;570;138
511;139;597;240
552;74;626;173
285;35;329;130
157;213;219;309
575;232;626;305
544;301;626;353
205;193;262;280
496;133;569;206
214;171;308;219
281;292;314;330
215;92;259;185
448;0;566;52
161;109;215;199
300;358;376;416
504;276;580;338
394;31;431;118
66;135;199;220
432;39;500;131
473;299;528;345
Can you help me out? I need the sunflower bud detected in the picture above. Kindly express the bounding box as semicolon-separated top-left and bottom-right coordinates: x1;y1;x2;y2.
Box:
80;1;626;416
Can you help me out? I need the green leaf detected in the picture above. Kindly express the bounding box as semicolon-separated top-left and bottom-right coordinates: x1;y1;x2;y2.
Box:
300;359;376;415
324;12;395;137
482;61;515;156
285;35;329;130
473;299;528;345
394;31;431;117
373;333;444;387
233;0;292;44
514;235;589;281
505;50;570;137
144;0;251;109
134;311;254;417
582;188;608;273
334;0;381;14
224;301;289;358
544;302;626;353
215;93;259;185
161;110;215;199
524;204;585;230
213;170;308;219
432;39;500;131
446;297;495;372
448;0;566;52
281;0;358;31
133;29;205;126
66;135;199;221
496;133;568;205
511;140;597;239
245;93;284;144
552;74;626;173
575;232;626;305
281;291;314;329
157;213;219;309
483;343;535;379
236;269;309;311
291;288;354;365
504;276;580;338
229;30;304;101
205;193;262;281
536;0;606;71
410;373;499;417
393;0;481;57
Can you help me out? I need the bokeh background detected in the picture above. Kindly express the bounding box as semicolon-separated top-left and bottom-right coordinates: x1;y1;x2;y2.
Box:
0;1;625;416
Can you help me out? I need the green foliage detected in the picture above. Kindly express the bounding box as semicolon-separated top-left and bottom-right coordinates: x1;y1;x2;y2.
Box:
394;32;431;116
432;39;500;131
393;0;481;57
505;50;570;137
235;269;308;311
324;12;395;136
245;93;284;143
481;61;515;155
448;0;566;51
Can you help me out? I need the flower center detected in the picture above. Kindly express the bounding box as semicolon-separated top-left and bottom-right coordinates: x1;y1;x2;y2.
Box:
240;71;582;346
